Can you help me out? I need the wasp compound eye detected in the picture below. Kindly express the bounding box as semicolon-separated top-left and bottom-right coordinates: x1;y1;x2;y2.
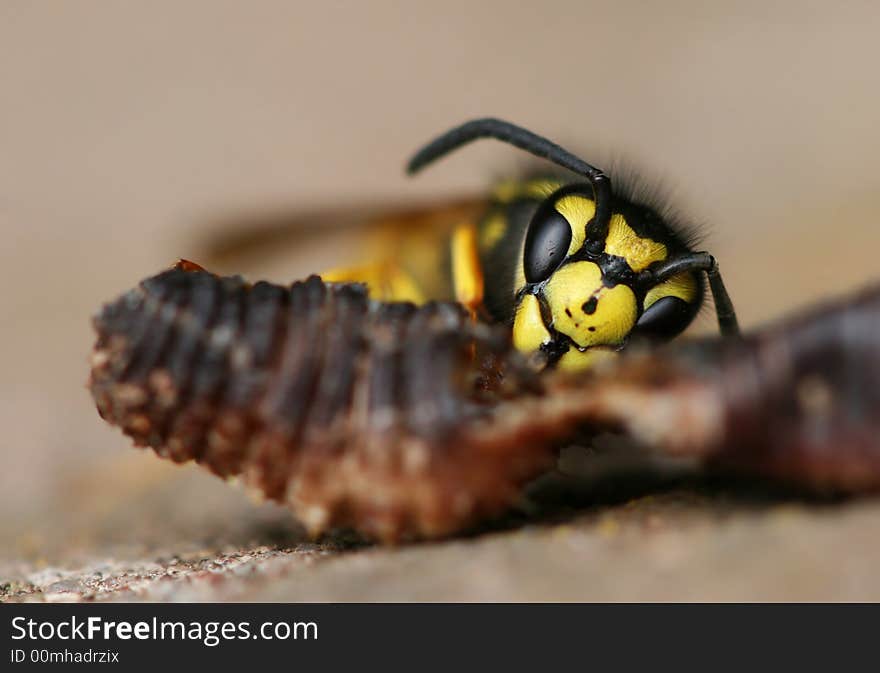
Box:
632;296;696;340
523;204;572;283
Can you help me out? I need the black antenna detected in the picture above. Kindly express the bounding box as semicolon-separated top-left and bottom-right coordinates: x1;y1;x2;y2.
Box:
406;118;612;239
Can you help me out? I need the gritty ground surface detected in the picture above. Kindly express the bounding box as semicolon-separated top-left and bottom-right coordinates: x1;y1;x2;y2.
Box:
4;449;880;602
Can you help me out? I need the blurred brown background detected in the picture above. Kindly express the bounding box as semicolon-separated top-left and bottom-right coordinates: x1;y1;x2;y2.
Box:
3;2;880;600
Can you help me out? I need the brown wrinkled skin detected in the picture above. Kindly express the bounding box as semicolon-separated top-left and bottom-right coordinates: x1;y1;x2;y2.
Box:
89;262;880;542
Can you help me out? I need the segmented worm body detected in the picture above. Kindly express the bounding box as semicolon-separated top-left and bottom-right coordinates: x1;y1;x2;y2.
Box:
89;263;880;541
90;263;552;541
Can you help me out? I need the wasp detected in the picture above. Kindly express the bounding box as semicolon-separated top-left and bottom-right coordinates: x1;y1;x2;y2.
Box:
88;120;880;543
319;118;739;370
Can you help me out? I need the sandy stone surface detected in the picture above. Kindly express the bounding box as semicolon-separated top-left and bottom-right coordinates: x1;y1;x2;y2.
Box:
4;450;880;602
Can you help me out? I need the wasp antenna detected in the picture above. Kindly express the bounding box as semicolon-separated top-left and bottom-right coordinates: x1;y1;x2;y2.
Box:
651;252;740;336
406;118;613;238
406;118;599;178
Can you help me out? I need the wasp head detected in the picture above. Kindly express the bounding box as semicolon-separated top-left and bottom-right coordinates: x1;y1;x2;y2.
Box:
512;184;703;370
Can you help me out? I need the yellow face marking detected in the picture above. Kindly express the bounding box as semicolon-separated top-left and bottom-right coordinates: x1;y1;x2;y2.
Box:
554;194;594;256
557;347;618;371
479;212;507;251
512;293;551;353
644;271;698;310
450;222;484;312
603;214;667;271
543;261;637;348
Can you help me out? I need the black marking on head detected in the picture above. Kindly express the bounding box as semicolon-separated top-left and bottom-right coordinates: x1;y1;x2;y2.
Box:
581;297;598;315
